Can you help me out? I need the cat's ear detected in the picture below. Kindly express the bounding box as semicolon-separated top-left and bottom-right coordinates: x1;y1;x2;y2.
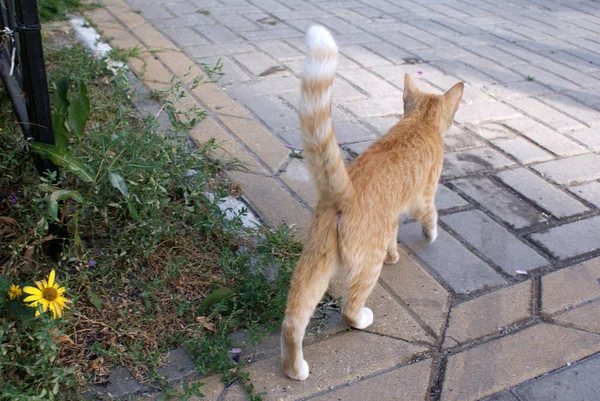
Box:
444;82;464;111
403;73;420;103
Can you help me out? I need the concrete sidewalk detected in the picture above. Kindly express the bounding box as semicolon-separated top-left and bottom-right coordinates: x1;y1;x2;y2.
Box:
88;0;600;399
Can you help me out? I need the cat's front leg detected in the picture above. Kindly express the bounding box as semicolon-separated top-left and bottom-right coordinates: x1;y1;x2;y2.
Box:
413;199;438;244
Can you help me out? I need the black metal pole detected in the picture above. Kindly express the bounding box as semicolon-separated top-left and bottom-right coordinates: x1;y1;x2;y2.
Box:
14;0;57;176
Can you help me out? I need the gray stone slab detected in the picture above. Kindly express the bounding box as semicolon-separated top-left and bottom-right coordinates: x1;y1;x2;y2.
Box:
436;184;469;211
333;121;377;144
568;181;600;208
87;366;147;399
345;140;375;156
444;127;484;152
512;354;600;401
442;210;547;276
443;147;516;177
481;391;519;401
529;216;600;260
398;222;506;294
496;168;589;218
156;347;197;382
532;154;600;186
492;137;554;164
451;177;548;229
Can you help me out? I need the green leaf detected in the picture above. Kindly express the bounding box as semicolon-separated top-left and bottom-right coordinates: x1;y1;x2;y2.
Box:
53;77;71;113
30;142;95;183
47;189;84;221
8;299;35;323
68;81;90;139
52;112;70;152
198;287;235;311
126;198;140;220
128;163;161;170
87;289;102;311
108;171;129;198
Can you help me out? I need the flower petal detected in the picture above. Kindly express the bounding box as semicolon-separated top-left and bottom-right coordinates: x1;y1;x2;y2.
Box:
57;287;66;295
48;269;56;287
23;294;43;303
23;286;42;296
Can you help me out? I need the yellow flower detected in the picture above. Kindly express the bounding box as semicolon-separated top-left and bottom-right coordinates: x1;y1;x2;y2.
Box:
8;284;22;300
23;270;71;319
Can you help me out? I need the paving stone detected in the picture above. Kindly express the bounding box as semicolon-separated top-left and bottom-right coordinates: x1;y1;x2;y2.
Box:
337;69;400;98
398;222;506;294
187;43;255;59
431;60;499;87
226;76;299;98
512;353;600;401
345;140;375;156
531;216;600;260
364;116;398;135
217;115;290;172
444;128;484;152
424;75;495;106
552;299;600;334
563;127;600;151
442;210;547;275
255;40;303;61
509;64;580;92
311;359;432;401
442;147;516;177
211;13;261;32
88;366;147;398
568;181;600;208
451;177;547;229
191;83;252;118
226;171;310;235
467;123;515;140
454;101;521;125
436;185;469;211
196;24;239;44
163;375;224;401
462;56;524;84
239;94;299;134
481;81;552;100
507;97;586;133
240;28;303;41
380;248;451;336
481;392;519;401
364;284;434;343
502;117;587;157
532;154;600;185
491;137;554;164
442;324;600;401
199;56;252;85
279;158;318;208
363;41;415;64
467;44;528;66
156;347;197;382
541;257;600;315
221;381;250;401
444;281;533;348
153;13;215;28
339;98;403;119
332;121;377;144
496;168;589;218
232;52;280;77
247;331;428;401
538;93;600;127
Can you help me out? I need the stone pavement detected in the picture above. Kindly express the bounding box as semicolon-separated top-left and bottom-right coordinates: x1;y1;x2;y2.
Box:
86;0;600;399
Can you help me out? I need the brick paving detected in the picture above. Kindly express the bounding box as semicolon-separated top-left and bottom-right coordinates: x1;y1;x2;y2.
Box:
87;0;600;400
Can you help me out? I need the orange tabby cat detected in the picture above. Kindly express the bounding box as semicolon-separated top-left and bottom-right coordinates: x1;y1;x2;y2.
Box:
281;25;464;381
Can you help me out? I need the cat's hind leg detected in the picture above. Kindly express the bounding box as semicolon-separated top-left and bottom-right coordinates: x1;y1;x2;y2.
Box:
281;250;336;380
341;258;384;329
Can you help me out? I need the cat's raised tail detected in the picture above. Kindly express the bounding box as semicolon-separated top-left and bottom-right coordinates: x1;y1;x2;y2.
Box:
300;26;353;206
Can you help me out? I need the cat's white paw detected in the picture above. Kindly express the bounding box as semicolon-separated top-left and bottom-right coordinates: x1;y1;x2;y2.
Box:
424;225;438;244
352;307;374;329
286;360;310;381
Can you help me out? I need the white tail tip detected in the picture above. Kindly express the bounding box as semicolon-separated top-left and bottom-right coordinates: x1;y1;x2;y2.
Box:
305;25;338;51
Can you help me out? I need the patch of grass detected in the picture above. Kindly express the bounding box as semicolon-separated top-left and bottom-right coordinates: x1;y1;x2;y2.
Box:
107;45;144;63
38;0;98;22
197;9;211;15
1;23;301;400
526;75;535;81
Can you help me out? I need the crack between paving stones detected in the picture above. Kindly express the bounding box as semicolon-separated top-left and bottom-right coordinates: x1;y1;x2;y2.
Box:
378;280;439;340
545;320;600;337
